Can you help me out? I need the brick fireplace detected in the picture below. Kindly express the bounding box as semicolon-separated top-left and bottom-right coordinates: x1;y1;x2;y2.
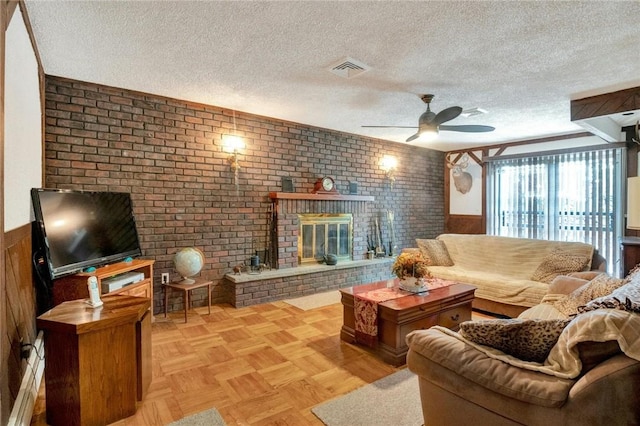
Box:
269;192;375;269
223;191;396;306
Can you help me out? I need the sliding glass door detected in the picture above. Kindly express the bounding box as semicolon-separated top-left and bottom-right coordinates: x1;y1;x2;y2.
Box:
486;146;625;275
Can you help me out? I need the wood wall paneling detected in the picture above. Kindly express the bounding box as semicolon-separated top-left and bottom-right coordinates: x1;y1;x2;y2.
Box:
3;224;35;419
445;215;484;234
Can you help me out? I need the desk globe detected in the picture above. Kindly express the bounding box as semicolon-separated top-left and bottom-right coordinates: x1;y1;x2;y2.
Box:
173;248;205;284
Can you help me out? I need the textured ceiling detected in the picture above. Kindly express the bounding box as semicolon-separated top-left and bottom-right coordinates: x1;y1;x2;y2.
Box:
24;1;640;151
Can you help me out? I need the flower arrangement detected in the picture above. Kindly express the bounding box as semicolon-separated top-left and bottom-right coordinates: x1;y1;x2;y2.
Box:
392;251;432;280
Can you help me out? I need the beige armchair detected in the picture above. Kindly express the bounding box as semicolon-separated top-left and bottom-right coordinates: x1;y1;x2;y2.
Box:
406;272;640;426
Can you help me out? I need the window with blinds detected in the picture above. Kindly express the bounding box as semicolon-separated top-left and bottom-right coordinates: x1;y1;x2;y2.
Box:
486;146;625;275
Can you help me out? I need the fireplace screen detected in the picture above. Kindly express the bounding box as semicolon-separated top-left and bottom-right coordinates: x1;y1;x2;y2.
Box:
298;214;352;264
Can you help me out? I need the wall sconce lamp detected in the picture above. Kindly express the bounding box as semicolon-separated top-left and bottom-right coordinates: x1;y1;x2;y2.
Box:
222;134;244;172
380;155;398;186
222;133;244;196
627;176;640;229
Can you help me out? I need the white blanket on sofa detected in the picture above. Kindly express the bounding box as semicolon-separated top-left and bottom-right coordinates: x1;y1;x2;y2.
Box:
435;309;640;379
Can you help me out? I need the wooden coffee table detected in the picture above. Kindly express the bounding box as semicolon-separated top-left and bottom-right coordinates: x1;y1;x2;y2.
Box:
340;279;476;366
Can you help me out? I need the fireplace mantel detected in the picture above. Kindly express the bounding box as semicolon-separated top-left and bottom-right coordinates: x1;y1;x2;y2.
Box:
269;192;374;202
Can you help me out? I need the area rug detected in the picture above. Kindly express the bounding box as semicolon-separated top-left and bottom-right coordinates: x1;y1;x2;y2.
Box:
284;290;341;310
167;407;226;426
312;368;422;426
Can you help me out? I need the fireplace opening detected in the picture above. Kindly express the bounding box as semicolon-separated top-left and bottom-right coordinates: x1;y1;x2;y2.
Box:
298;214;353;264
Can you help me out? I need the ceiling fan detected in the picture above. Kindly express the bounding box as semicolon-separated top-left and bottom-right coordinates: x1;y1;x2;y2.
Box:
363;94;495;142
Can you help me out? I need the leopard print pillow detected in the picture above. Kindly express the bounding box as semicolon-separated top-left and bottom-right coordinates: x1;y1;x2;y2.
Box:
416;239;453;266
459;318;572;363
531;249;590;284
578;277;640;314
552;274;626;316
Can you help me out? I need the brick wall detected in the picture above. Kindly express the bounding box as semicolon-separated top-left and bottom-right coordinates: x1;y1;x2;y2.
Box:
44;75;445;312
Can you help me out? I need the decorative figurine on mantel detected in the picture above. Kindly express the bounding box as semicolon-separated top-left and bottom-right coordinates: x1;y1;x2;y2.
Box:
387;210;396;257
374;218;387;257
366;234;376;259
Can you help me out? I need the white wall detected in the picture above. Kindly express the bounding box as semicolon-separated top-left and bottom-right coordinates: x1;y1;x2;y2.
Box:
5;6;42;231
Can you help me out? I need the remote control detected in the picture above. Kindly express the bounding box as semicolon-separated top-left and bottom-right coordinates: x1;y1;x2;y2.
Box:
86;276;103;308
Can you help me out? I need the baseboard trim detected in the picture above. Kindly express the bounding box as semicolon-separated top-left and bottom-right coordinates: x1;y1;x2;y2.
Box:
7;331;44;426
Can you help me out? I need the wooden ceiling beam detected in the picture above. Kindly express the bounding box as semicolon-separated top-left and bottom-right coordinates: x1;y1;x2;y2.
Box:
571;86;640;121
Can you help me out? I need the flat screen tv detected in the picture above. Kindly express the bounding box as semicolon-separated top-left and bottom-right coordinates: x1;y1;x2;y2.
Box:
31;188;142;280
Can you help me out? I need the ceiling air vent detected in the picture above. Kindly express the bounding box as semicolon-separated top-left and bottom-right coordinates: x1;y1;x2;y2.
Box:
328;57;370;79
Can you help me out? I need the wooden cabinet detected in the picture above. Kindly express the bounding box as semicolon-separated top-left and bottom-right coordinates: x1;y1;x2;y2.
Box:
377;296;473;366
52;259;155;313
37;295;151;426
621;237;640;277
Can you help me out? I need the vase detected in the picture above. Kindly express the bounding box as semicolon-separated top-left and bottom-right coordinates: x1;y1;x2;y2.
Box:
399;276;428;293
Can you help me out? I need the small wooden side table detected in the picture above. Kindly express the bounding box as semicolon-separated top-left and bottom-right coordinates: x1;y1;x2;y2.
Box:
164;278;212;323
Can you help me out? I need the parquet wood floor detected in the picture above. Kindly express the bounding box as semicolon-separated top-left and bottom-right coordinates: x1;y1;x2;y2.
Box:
31;300;401;425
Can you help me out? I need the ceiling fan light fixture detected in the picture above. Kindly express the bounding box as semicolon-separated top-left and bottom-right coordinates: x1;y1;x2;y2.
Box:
417;129;438;142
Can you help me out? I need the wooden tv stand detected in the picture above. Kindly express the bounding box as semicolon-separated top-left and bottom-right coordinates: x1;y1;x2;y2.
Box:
52;259;155;313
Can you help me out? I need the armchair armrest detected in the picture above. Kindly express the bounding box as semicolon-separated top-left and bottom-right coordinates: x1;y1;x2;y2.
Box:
547;275;589;295
568;271;603;281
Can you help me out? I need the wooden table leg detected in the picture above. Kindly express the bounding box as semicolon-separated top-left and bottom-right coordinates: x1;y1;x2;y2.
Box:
184;288;189;323
207;283;211;315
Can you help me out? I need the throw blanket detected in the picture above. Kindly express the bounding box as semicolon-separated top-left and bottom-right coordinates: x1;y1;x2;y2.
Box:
434;309;640;379
354;287;406;347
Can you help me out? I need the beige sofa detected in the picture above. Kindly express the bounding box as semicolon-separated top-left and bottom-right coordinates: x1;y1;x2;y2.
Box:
416;234;605;318
406;272;640;426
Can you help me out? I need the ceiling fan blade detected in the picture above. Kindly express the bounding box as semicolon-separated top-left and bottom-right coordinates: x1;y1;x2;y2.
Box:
433;106;462;125
362;125;418;129
406;133;421;142
439;124;495;133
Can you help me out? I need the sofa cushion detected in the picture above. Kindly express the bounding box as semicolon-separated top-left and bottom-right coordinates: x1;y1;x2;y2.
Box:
416;238;453;266
551;274;626;317
530;249;591;283
427;265;548;308
459;318;572;363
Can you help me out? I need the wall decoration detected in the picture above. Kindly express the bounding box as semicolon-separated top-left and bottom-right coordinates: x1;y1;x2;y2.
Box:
449;152;483;216
446;153;473;194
